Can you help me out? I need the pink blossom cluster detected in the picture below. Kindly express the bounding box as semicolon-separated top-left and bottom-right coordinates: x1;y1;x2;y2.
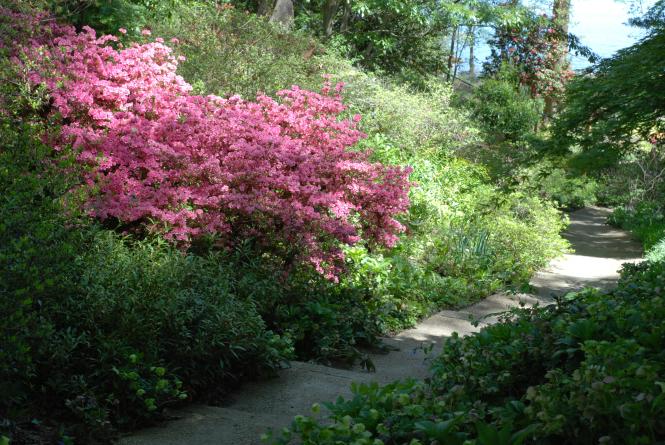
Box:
7;10;411;278
499;19;573;99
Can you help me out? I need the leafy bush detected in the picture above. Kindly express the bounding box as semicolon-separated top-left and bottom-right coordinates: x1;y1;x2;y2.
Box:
268;260;665;445
371;134;568;306
327;130;569;333
516;162;599;209
0;120;90;431
149;2;332;98
608;202;665;250
470;70;544;143
66;234;292;429
537;168;598;209
343;78;479;154
594;143;665;208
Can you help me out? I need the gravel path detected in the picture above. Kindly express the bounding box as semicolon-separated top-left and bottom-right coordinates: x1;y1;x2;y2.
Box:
119;206;642;445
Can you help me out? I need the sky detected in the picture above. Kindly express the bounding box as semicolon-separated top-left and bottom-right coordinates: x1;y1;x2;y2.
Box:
462;0;656;72
568;0;655;67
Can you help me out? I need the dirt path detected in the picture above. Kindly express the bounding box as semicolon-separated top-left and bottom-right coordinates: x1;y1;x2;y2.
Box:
120;206;642;445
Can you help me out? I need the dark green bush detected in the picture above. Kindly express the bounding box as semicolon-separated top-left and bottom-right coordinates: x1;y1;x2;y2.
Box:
519;166;599;210
0;119;291;442
268;261;665;445
0;118;89;417
60;233;289;420
608;202;665;250
470;71;544;143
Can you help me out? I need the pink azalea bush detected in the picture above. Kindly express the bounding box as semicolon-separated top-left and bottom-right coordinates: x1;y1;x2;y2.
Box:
5;9;411;278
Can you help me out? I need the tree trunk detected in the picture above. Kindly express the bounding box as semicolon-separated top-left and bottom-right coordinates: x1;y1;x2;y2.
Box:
340;0;351;33
545;0;571;118
323;0;340;38
469;26;475;80
258;0;274;16
446;26;458;82
270;0;294;29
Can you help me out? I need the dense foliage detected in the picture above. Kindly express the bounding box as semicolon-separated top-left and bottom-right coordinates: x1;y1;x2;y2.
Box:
5;0;637;443
469;67;543;142
554;1;665;165
554;0;665;270
268;260;665;445
609;203;665;252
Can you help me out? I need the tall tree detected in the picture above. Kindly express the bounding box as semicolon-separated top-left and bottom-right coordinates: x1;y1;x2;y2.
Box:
323;0;340;38
554;0;665;167
544;0;570;118
469;26;476;79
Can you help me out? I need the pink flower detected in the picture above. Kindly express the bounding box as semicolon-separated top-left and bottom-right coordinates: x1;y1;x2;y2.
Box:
118;28;127;34
170;37;179;44
141;29;151;36
10;10;411;279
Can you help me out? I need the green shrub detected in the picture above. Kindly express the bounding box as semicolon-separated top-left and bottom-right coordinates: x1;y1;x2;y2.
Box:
594;145;665;208
523;167;599;209
268;261;665;445
469;71;544;143
68;233;289;407
147;3;332;98
343;79;479;154
608;202;665;250
240;256;386;368
0;118;90;418
0;119;291;442
486;194;570;283
332;136;569;333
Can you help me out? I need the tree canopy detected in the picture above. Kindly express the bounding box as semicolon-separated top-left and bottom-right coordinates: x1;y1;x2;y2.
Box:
554;0;665;168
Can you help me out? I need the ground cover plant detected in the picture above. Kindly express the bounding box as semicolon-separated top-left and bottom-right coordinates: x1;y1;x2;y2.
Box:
267;260;665;445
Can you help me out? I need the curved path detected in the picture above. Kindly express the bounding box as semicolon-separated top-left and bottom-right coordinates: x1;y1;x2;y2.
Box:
120;206;642;445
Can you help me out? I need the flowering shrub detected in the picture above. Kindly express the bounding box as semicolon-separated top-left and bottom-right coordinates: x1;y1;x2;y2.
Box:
6;9;411;278
485;15;573;102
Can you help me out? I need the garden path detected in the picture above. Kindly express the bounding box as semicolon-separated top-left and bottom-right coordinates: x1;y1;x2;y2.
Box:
119;206;642;445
